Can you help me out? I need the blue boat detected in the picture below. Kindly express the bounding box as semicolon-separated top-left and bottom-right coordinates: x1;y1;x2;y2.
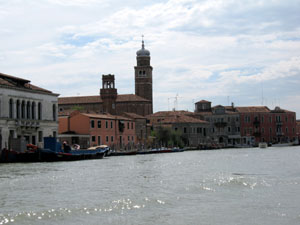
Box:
0;137;105;163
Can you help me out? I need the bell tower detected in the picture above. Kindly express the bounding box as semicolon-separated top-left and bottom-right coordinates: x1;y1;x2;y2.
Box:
135;38;153;114
100;74;117;115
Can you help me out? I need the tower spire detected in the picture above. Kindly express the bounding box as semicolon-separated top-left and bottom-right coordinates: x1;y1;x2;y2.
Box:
141;34;145;49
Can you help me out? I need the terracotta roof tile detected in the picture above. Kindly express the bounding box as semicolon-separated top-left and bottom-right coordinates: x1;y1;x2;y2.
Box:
58;94;150;105
0;72;56;95
123;112;146;119
58;96;102;104
81;113;133;121
235;106;270;113
160;114;208;124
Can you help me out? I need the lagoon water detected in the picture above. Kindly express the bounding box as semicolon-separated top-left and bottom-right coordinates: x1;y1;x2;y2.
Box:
1;146;300;225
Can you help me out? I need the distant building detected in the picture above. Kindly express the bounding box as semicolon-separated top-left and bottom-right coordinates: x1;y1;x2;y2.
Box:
147;111;209;147
58;41;153;117
59;111;136;150
0;72;59;150
194;100;241;147
237;106;297;144
194;100;297;146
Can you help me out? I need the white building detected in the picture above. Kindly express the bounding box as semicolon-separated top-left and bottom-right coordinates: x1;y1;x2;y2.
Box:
0;73;59;150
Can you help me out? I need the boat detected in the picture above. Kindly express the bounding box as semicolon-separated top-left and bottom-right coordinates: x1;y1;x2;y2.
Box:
110;150;137;156
271;142;294;147
137;147;173;155
88;145;111;156
258;142;268;148
172;147;184;152
0;137;105;163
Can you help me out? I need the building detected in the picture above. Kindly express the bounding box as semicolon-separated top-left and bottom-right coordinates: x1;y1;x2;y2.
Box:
58;40;153;117
236;106;297;144
59;111;136;150
0;73;59;150
147;111;209;147
194;100;241;147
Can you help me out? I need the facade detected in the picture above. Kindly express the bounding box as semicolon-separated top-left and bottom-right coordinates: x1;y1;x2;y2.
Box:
59;111;136;150
0;73;59;150
237;106;297;144
147;111;209;147
296;120;300;140
194;100;241;147
58;41;153;117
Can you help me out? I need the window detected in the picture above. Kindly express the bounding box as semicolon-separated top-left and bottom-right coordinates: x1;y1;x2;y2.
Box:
27;101;31;119
269;127;272;133
262;127;264;134
285;116;288;122
16;100;20;119
106;136;109;142
91;120;95;128
52;104;56;121
261;116;264;123
53;131;57;138
128;136;130;141
111;136;114;142
38;102;42;120
132;136;134;142
38;131;43;142
286;127;288;133
131;123;133;129
127;122;130;129
111;121;113;129
92;136;96;142
98;120;101;128
32;102;36;119
98;136;101;145
269;116;272;123
9;99;13;118
228;127;231;132
184;127;187;133
106;121;108;129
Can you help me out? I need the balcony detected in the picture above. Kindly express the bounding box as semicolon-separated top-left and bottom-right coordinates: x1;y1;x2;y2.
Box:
253;120;260;126
276;131;283;136
253;132;261;137
214;122;227;128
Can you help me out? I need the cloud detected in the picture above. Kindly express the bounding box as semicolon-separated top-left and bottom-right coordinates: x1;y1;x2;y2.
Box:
0;0;300;117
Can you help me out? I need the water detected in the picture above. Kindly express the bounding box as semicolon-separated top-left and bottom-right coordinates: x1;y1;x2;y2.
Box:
1;146;300;225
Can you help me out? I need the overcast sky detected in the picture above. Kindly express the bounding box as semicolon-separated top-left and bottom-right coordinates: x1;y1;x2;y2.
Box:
1;0;300;117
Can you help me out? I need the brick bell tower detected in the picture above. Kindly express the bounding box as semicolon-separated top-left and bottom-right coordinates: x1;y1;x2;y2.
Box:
100;74;117;115
135;38;153;114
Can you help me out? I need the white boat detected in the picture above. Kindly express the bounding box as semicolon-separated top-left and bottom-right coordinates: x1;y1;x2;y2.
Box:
258;142;268;148
272;142;294;147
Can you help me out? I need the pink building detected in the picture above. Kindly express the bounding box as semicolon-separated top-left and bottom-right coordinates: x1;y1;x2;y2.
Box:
237;106;297;144
59;111;136;149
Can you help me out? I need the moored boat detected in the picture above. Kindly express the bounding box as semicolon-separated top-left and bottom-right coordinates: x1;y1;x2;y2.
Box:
258;142;268;148
0;137;105;163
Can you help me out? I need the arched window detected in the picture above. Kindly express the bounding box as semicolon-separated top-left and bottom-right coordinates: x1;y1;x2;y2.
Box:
21;100;25;119
27;101;31;119
53;104;56;121
31;102;36;119
16;100;20;119
9;99;14;118
38;103;42;120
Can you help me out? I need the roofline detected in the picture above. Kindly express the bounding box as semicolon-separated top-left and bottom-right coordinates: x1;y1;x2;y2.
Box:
0;83;59;97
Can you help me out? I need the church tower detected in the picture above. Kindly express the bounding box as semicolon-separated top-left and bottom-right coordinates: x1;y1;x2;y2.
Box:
100;74;117;115
135;39;153;114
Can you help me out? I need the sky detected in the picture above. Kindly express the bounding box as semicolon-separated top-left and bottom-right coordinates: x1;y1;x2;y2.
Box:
1;0;300;117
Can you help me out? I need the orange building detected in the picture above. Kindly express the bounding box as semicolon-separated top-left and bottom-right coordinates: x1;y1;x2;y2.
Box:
59;111;136;150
